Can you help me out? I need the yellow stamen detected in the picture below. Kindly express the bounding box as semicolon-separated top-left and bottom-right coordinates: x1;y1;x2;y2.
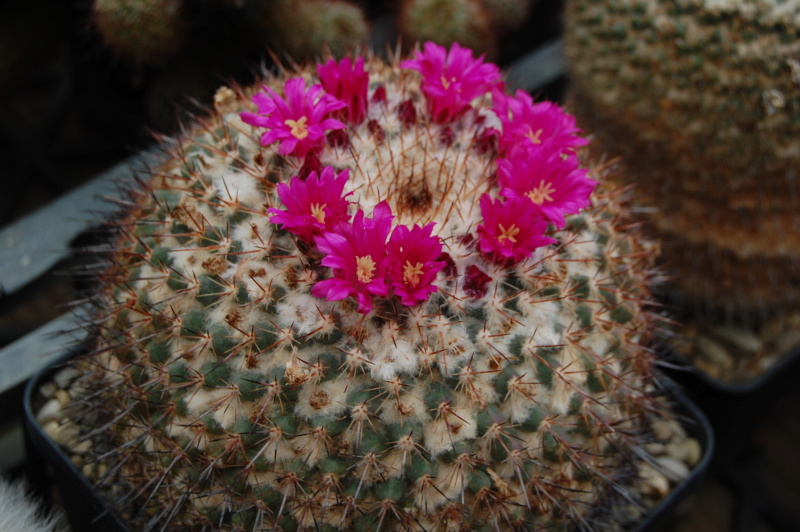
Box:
527;180;556;205
440;75;458;89
285;116;309;140
497;223;520;244
403;261;425;287
526;127;543;144
356;255;377;283
310;203;326;223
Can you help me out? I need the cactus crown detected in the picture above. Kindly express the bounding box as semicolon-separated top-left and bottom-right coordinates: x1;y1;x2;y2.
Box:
67;43;670;530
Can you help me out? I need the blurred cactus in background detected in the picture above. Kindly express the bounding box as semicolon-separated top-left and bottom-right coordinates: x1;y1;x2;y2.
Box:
397;0;537;60
92;0;188;66
564;0;800;380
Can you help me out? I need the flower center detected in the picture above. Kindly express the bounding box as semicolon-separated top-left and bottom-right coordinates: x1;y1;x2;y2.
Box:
356;255;377;283
526;180;556;205
497;223;520;244
310;203;326;223
285;116;309;140
403;261;425;287
526;127;543;145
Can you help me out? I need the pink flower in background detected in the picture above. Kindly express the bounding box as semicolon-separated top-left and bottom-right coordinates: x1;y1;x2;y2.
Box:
317;57;370;125
312;202;394;314
497;146;597;228
400;41;501;123
477;195;556;263
240;77;346;158
386;223;445;306
493;90;588;155
268;167;353;244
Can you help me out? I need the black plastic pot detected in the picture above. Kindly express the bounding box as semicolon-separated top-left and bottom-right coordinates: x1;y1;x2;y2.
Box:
632;377;714;532
24;353;713;532
660;339;800;469
23;348;129;532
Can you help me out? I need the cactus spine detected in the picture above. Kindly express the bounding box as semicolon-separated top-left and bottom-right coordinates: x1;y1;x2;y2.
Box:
58;44;684;530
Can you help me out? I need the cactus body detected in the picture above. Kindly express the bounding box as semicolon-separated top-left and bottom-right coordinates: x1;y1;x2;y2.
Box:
397;0;538;60
60;46;684;530
564;0;800;316
251;0;371;61
92;0;187;66
398;0;497;58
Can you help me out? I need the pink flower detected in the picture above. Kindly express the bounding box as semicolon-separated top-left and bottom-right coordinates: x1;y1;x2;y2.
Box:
400;41;501;123
497;146;597;228
386;223;445;306
477;195;556;263
268;167;353;244
240;77;347;158
312;202;394;314
493;90;588;155
317;57;369;125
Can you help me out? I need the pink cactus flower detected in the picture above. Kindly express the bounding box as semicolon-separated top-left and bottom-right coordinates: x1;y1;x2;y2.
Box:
386;223;445;306
493;90;588;155
317;57;369;125
312;202;394;314
497;146;598;229
477;195;556;264
268;167;353;244
240;77;347;158
400;41;501;123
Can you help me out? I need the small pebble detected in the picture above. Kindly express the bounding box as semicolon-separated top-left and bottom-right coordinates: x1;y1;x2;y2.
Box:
710;326;761;353
665;441;686;462
39;381;58;399
696;335;734;372
639;463;670;498
651;420;672;441
54;389;71;408
42;420;60;440
52;367;80;389
644;442;666;456
51;421;80;447
71;439;93;455
683;438;702;467
36;398;63;425
773;329;800;357
651;418;687;441
655;456;690;482
82;463;96;478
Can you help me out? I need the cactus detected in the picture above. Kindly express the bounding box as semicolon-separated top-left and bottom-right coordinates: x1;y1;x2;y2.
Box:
92;0;188;66
564;0;800;318
397;0;537;60
398;0;497;59
249;0;371;61
56;43;688;530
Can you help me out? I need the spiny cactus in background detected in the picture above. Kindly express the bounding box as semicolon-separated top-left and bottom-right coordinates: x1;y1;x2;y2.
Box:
92;0;188;66
248;0;371;61
55;43;690;530
397;0;536;60
91;0;370;67
564;0;800;319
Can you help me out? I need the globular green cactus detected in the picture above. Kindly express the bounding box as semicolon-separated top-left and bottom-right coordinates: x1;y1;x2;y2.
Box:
92;0;188;66
398;0;497;59
397;0;536;60
91;0;370;67
564;0;800;317
249;0;371;61
56;44;690;530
